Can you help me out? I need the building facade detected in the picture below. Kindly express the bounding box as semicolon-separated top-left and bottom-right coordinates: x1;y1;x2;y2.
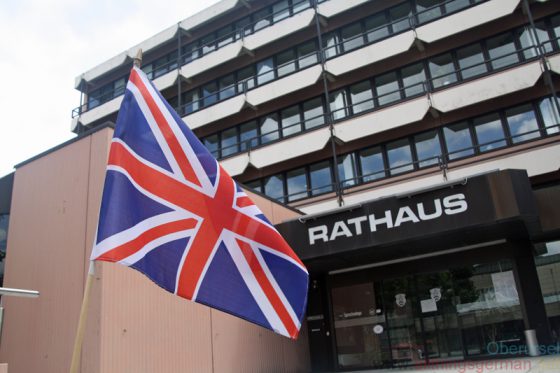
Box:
45;0;560;371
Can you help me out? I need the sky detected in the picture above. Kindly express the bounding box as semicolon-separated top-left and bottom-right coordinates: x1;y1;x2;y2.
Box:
0;0;221;178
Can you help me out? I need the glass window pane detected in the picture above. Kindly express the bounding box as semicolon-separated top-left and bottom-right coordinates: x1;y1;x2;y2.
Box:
245;180;263;194
260;114;280;144
323;32;340;59
337;153;357;188
254;8;272;32
553;15;560;39
486;32;519;70
505;104;540;143
277;49;296;77
281;106;302;136
359;146;385;182
473;114;507;152
310;161;333;195
182;90;200;114
445;0;470;14
303;98;325;130
330;90;348;120
287;168;308;201
182;42;199;63
200;34;216;55
534;21;553;53
389;3;412;33
349;81;374;114
517;27;540;60
217;25;234;48
272;0;290;23
401;63;426;97
375;72;401;106
415;130;442;168
443;121;474;160
297;41;318;69
256;58;274;85
202;82;218;107
237;66;255;92
387;139;413;175
365;13;389;43
341;23;364;52
203;134;219;158
457;43;488;80
221;127;238;157
240;120;259;151
539;97;560;135
429;54;458;88
292;0;310;13
416;0;443;24
235;17;252;38
264;174;285;202
219;74;236;100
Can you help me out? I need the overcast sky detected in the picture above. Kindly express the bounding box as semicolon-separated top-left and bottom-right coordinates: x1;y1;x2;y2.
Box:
0;0;221;178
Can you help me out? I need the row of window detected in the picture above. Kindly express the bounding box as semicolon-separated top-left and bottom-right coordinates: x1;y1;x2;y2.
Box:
244;96;560;203
77;0;489;116
200;15;560;160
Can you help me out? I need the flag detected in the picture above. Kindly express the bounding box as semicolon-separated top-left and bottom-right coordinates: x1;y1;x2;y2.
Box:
90;66;309;339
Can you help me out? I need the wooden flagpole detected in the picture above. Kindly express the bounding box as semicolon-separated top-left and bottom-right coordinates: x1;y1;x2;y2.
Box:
69;261;95;373
68;49;143;373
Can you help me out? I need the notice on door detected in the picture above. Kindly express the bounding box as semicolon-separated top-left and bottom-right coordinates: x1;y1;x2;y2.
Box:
420;298;437;313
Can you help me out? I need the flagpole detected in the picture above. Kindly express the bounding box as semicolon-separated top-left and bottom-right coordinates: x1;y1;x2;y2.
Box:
69;261;95;373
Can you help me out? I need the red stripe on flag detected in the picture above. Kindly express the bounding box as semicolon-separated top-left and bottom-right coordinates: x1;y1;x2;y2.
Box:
98;218;198;263
236;239;299;339
236;196;253;208
129;69;201;187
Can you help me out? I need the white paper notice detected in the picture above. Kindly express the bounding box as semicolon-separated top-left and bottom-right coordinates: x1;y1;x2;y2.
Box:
421;298;437;313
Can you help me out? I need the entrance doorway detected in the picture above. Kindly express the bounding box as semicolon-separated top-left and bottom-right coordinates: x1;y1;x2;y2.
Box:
330;260;525;370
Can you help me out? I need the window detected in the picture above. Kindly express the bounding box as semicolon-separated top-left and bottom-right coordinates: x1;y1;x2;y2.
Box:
401;63;426;97
272;0;290;23
359;146;385;182
217;25;234;48
245;180;263;194
221;127;238;157
256;58;274;85
323;32;340;59
445;0;470;13
292;0;310;13
303;98;325;130
203;135;219;158
416;0;443;24
349;81;374;114
330;90;348;120
338;154;357;187
277;49;296;77
429;53;458;88
473;114;507;152
200;34;216;55
341;23;364;52
309;161;333;195
457;43;487;79
486;32;519;70
365;13;389;43
237;66;255;92
202;82;218;107
539;97;560;135
375;72;401;106
260;114;280;144
389;3;412;33
414;130;442;168
387;139;413;175
443;121;474;160
281;106;301;136
505;104;540;143
235;17;252;38
219;74;236;100
182;42;199;63
287;168;308;201
182;90;200;115
297;41;318;69
254;8;272;32
240;120;259;151
264;175;285;202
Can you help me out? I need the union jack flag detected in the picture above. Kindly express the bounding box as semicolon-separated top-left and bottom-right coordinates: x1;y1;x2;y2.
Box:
90;67;308;339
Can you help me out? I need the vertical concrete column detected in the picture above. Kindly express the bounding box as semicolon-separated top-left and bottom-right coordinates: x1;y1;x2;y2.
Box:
512;242;553;348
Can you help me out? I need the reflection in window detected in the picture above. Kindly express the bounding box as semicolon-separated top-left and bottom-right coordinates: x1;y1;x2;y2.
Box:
341;23;364;52
221;127;238;157
310;161;333;195
240;121;258;151
277;49;296;77
202;82;218;107
237;66;255;92
254;8;272;32
338;154;357;188
359;146;385;182
505;104;540;143
303;98;325;130
257;58;274;86
415;130;442;167
539;97;560;135
349;81;374;114
474;114;507;152
245;180;263;194
390;2;412;33
297;41;318;69
219;74;236;100
443;122;475;160
429;53;458;88
486;32;519;70
260;114;280;144
365;13;389;43
401;63;426;97
323;32;340;59
182;90;199;115
387;139;413;175
535;240;560;343
376;72;401;106
457;43;488;79
416;0;443;24
287;168;308;201
272;0;290;23
281;106;301;137
264;174;285;202
203;135;219;158
330;90;348;120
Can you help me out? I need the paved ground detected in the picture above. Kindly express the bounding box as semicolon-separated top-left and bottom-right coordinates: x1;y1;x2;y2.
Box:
345;355;560;373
